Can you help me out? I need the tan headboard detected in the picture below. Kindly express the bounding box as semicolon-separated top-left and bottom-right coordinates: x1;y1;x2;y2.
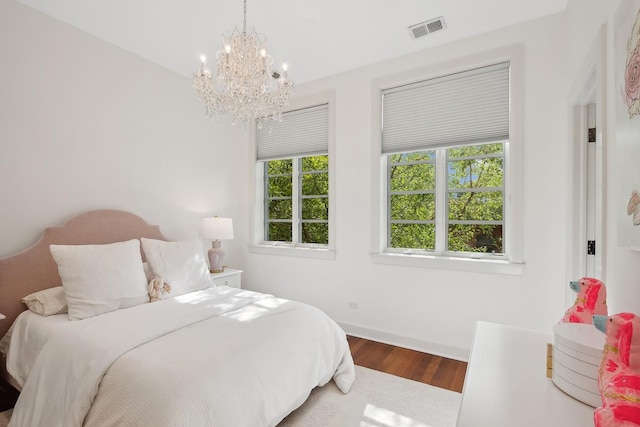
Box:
0;210;166;338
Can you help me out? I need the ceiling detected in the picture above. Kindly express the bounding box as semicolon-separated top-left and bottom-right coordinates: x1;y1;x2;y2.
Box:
16;0;568;84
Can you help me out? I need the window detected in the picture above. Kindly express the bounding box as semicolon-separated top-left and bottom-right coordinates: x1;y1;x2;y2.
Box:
256;103;331;249
264;155;329;244
388;143;505;255
382;62;510;259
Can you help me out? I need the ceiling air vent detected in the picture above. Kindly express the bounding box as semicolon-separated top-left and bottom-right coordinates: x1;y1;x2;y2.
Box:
409;16;446;40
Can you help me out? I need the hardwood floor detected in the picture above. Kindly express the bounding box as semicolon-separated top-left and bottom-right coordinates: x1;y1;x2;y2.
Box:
347;335;468;393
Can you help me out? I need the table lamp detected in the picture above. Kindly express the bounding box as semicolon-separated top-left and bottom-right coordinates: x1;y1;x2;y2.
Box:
199;217;234;273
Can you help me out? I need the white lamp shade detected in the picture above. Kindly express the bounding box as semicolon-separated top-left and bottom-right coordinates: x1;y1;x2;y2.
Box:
200;217;234;240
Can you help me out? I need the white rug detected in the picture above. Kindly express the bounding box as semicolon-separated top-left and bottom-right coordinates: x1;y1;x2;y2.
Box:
0;366;461;427
279;366;461;427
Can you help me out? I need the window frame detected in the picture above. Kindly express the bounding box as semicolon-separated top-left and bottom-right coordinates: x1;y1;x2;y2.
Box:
250;92;336;259
263;155;329;246
370;46;524;275
385;143;507;258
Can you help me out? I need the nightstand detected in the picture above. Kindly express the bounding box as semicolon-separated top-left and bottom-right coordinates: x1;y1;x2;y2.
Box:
210;268;242;289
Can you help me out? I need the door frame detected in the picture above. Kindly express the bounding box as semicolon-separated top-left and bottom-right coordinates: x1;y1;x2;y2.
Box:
566;26;606;308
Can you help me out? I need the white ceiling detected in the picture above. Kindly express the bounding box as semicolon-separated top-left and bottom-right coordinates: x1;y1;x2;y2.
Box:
16;0;568;84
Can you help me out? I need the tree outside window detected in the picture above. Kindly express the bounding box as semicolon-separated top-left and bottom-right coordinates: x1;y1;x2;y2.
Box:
388;142;504;254
265;155;329;245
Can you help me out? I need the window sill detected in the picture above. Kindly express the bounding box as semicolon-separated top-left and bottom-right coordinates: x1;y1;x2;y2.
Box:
249;245;336;260
370;252;524;275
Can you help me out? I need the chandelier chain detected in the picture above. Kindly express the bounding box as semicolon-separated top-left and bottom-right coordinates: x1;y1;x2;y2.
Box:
242;0;247;33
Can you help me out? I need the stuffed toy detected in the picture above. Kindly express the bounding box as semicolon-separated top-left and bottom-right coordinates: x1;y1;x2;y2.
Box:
148;278;171;302
593;313;640;427
560;277;608;324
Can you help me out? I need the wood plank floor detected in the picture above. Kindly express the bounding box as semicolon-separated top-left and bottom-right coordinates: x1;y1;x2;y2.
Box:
348;335;468;393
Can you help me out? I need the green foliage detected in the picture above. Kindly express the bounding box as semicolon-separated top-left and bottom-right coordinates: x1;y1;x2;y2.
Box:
389;143;505;254
267;222;292;242
302;223;328;244
390;223;435;250
265;155;329;244
268;199;292;219
302;155;328;172
390;194;435;221
267;159;292;175
389;154;436;192
302;198;328;220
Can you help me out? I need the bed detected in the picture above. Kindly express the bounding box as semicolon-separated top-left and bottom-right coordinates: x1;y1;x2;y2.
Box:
0;210;354;426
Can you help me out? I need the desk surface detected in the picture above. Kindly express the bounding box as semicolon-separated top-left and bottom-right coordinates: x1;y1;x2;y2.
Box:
456;321;595;427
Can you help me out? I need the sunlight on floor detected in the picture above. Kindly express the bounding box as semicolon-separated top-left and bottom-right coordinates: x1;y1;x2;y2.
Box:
361;403;431;427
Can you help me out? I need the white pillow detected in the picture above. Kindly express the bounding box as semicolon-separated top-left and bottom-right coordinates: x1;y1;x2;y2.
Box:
50;239;149;320
141;238;213;297
143;262;153;282
22;286;68;316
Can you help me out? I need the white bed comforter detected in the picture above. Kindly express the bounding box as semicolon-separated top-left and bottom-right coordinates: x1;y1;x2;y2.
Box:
9;287;355;427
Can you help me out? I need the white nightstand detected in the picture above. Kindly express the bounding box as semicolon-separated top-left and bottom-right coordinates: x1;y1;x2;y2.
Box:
210;268;242;289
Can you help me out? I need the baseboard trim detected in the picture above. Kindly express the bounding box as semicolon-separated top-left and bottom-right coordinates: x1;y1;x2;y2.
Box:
339;322;469;362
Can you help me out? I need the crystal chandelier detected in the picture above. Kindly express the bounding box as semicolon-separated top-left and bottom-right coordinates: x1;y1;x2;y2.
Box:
193;0;294;128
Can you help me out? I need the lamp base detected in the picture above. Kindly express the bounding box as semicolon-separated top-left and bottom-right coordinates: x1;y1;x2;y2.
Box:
208;241;225;274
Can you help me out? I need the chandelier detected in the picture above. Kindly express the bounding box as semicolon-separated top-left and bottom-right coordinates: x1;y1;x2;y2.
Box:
193;0;294;128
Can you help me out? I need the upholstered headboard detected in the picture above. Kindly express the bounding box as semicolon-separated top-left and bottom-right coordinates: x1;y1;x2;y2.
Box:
0;210;167;339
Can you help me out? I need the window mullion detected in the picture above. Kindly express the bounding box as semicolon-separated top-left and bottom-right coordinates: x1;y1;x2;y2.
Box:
386;156;392;249
263;164;270;242
435;149;448;254
292;158;301;245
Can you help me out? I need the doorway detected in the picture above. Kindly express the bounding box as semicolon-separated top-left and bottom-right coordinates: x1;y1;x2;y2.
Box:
567;28;605;308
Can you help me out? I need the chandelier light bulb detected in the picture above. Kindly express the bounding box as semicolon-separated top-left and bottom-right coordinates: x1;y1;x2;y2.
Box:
224;44;232;54
282;63;288;72
200;54;207;64
260;48;267;58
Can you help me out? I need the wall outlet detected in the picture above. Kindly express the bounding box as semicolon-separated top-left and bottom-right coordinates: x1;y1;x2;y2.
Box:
348;301;358;309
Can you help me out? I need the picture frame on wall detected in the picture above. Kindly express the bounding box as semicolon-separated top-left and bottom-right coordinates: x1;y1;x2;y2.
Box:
614;0;640;251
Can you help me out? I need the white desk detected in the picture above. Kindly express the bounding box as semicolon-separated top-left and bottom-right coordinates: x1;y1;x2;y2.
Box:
456;321;595;427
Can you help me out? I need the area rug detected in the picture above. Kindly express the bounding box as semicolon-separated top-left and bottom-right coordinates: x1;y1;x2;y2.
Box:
0;366;461;427
279;365;461;426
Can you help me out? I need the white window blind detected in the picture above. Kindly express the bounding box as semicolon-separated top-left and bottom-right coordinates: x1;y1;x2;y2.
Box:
382;62;510;154
257;104;329;160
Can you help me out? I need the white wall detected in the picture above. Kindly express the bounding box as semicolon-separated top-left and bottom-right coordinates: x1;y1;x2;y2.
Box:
0;1;249;263
242;13;572;360
564;0;640;316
